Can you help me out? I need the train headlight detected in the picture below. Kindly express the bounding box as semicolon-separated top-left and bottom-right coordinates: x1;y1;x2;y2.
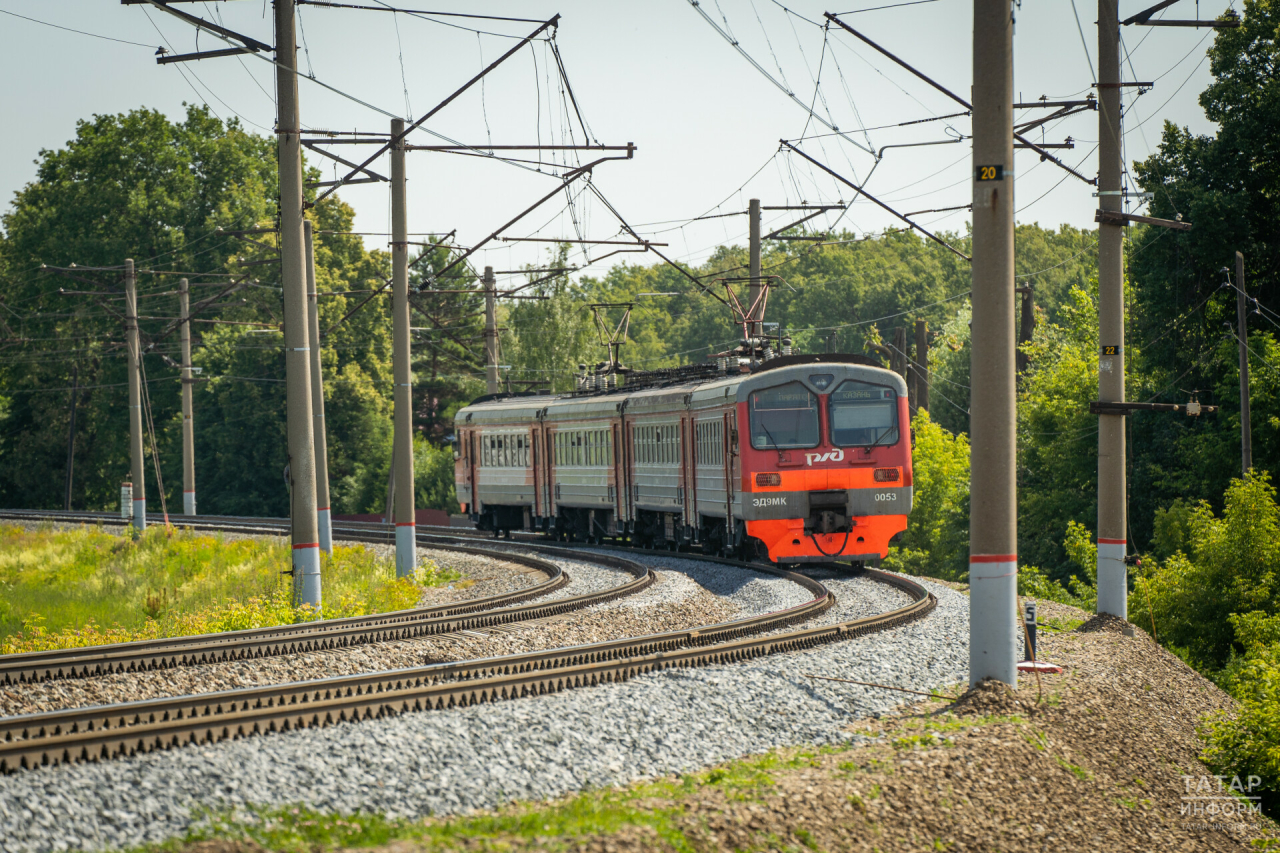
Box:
755;472;782;487
874;468;900;482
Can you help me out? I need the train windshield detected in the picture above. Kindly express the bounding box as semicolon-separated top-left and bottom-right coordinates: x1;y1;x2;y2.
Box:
749;382;820;449
828;380;898;447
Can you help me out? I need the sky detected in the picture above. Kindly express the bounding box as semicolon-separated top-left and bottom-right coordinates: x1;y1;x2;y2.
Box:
0;0;1236;286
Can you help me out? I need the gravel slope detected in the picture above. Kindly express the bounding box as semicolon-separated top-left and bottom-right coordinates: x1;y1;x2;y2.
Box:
0;574;964;853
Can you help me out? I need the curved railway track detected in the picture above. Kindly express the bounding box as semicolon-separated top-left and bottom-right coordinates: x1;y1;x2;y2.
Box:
0;509;937;774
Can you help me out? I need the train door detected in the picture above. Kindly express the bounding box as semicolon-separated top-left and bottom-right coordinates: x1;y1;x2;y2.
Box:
681;413;694;530
540;422;552;521
468;431;479;513
622;420;634;526
531;429;541;520
722;409;735;522
546;427;557;518
612;422;624;527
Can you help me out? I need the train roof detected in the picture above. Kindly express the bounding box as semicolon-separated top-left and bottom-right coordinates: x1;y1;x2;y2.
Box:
454;354;905;426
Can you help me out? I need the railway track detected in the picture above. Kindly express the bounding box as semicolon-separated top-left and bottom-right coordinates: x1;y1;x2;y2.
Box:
0;509;936;774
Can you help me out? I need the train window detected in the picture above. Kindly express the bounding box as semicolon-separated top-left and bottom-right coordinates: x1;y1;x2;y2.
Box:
829;380;899;447
696;420;724;466
749;382;820;449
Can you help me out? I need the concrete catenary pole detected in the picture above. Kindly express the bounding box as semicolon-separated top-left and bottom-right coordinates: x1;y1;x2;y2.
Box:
304;220;333;553
748;198;762;343
914;319;929;415
124;259;147;532
969;0;1018;686
180;277;196;515
275;0;321;607
1236;251;1252;474
1096;0;1128;619
390;118;418;577
483;266;500;395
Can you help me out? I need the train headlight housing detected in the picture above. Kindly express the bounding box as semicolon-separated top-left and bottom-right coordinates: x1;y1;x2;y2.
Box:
755;472;782;487
874;467;900;482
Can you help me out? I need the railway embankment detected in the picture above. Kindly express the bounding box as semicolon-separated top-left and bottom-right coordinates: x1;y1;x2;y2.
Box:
148;599;1277;853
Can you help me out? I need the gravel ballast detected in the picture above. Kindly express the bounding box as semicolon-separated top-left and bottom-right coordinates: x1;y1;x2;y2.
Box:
0;568;964;853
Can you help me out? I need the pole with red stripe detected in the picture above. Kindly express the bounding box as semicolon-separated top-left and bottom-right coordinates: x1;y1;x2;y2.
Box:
969;0;1018;686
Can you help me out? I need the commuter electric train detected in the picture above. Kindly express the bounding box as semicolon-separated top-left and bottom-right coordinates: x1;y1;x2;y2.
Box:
453;353;912;566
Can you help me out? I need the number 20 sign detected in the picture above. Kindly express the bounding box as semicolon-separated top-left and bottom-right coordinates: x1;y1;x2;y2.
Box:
976;165;1004;181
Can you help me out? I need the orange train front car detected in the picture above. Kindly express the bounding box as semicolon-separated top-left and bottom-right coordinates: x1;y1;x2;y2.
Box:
734;365;912;565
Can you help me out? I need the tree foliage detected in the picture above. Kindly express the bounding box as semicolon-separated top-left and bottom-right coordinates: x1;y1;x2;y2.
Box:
0;106;399;516
882;409;969;581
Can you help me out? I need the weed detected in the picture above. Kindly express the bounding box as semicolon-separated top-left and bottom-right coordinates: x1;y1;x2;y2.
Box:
1020;730;1050;751
1041;616;1085;632
1116;796;1152;809
794;826;819;849
892;733;953;750
1056;757;1092;781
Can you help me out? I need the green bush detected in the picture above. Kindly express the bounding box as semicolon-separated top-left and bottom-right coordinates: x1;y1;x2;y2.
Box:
882;410;969;581
1132;473;1280;811
1201;612;1280;813
1132;472;1280;670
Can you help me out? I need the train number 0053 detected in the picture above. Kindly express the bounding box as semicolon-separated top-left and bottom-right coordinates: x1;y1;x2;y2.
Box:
873;492;898;502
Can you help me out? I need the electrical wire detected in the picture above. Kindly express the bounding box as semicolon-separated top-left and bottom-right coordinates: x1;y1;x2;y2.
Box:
0;8;157;47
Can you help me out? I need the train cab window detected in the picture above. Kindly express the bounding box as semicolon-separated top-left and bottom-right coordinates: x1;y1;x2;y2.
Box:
749;382;820;450
828;380;899;447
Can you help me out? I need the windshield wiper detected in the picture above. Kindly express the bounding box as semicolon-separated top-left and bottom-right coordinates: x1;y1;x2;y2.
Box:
758;420;786;462
862;424;896;455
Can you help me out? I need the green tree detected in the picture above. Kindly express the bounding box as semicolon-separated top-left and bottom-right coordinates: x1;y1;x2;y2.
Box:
503;247;595;393
1127;0;1280;533
0;105;276;511
0;105;398;516
883;409;969;580
1016;283;1104;578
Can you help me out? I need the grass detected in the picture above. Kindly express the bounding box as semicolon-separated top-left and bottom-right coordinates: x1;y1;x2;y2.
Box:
1056;756;1093;781
119;744;865;853
0;522;460;653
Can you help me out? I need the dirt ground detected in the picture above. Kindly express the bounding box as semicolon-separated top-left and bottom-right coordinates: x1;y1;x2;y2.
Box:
181;602;1280;853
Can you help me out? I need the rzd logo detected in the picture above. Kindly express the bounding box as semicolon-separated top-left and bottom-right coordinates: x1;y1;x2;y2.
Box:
804;449;845;466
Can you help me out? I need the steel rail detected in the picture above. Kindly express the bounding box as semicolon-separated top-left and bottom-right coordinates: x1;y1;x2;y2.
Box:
0;515;660;686
0;554;933;773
